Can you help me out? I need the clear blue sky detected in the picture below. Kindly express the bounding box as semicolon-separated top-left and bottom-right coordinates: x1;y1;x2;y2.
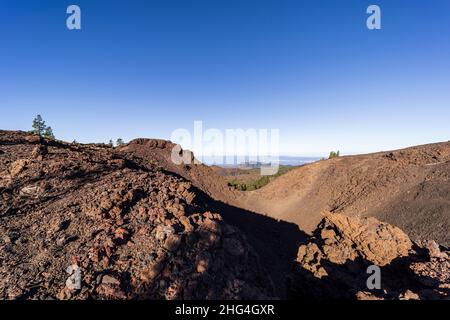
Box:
0;0;449;156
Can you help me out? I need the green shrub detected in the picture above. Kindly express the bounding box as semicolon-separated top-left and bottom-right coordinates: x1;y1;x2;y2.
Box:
329;150;340;159
228;165;294;191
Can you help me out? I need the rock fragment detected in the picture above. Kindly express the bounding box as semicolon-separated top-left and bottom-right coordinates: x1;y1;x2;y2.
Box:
289;212;449;300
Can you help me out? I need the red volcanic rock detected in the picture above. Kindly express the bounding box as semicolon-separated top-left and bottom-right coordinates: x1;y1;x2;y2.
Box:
0;131;274;300
289;212;449;300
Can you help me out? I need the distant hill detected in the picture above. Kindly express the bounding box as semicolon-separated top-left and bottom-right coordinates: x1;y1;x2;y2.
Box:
120;137;450;245
239;141;450;246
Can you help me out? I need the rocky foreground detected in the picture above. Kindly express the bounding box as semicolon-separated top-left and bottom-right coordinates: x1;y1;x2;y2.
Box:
0;130;448;300
0;131;273;299
289;213;449;300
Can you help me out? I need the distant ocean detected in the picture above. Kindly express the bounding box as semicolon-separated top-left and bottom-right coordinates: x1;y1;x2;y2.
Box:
199;155;322;167
276;156;322;166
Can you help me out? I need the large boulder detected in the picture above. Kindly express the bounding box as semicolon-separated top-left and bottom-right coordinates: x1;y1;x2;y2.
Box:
289;212;449;300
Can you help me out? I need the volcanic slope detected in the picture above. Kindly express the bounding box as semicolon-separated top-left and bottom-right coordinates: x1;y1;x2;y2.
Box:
0;131;275;299
240;142;450;246
120;138;306;298
120;139;239;204
1;131;449;300
122;138;450;246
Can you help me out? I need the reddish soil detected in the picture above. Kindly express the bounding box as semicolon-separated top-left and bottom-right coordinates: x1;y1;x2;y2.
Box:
0;131;274;299
240;142;450;246
1;130;448;300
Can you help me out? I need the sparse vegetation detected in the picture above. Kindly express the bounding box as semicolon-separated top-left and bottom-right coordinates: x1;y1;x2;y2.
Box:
32;114;55;139
228;176;271;191
116;138;124;146
227;165;295;191
32;115;45;135
328;150;340;159
43;126;55;139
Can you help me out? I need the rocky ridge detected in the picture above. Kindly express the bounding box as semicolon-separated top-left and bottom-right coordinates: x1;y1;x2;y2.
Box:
0;131;274;299
0;130;448;300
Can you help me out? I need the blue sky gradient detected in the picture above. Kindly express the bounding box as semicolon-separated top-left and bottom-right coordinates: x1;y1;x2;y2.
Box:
0;0;449;156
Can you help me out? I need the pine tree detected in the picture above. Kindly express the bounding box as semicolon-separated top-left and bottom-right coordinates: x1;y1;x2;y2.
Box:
32;115;46;136
32;115;55;139
43;126;55;139
116;138;124;146
108;140;114;147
